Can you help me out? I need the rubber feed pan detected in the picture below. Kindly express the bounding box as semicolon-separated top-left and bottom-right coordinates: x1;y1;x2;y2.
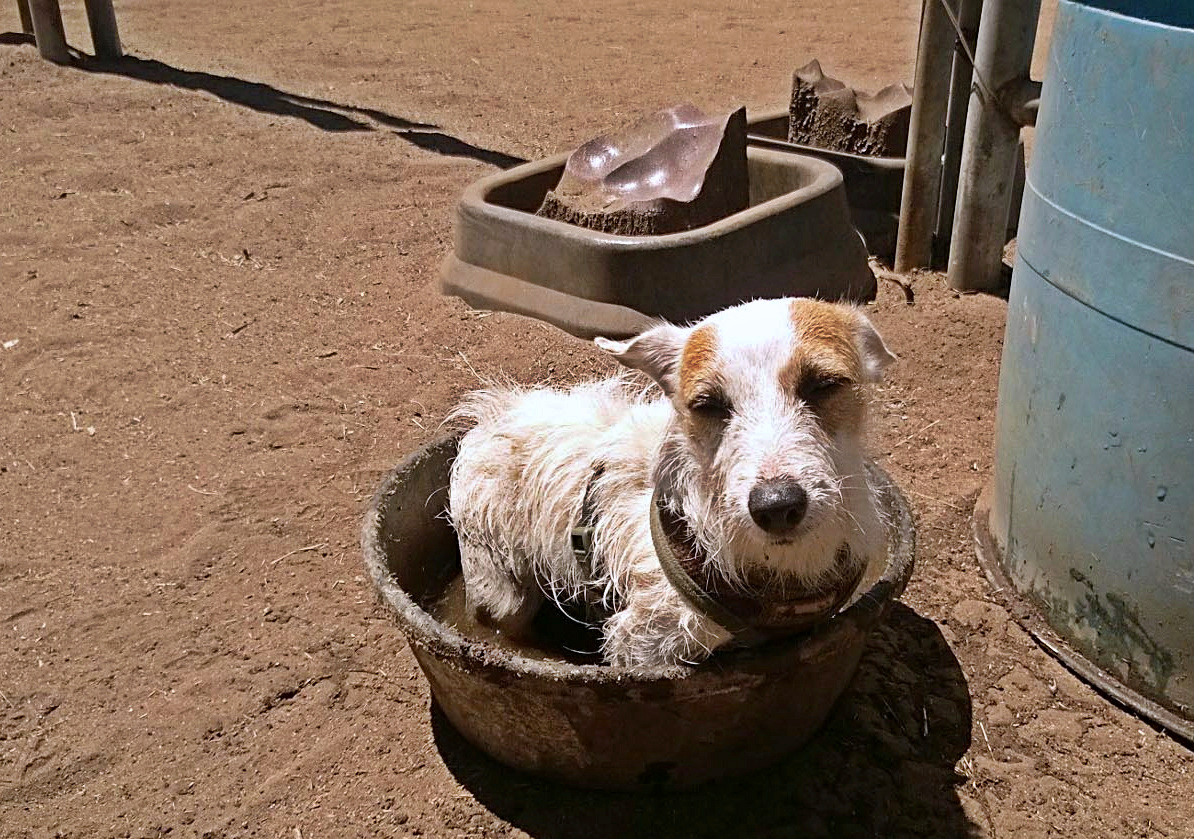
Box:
440;146;874;339
361;435;916;790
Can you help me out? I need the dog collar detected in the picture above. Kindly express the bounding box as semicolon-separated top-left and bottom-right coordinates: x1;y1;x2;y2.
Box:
648;487;863;646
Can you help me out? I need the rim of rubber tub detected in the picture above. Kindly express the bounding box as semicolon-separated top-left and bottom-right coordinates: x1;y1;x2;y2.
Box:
362;434;915;685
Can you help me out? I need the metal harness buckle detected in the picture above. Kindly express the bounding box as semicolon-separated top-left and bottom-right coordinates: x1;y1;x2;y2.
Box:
571;463;604;572
570;525;595;561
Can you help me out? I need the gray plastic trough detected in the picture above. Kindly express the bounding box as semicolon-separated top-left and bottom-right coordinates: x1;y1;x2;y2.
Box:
361;435;916;790
746;106;907;261
440;144;874;339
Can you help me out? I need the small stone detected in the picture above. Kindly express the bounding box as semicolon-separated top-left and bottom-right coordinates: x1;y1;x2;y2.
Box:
984;702;1016;727
950;598;1008;631
973;751;1036;782
1082;722;1139;756
1022;707;1089;741
995;665;1037;694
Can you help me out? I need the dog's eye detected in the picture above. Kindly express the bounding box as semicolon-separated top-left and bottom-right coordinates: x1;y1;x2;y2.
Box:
689;394;732;420
800;375;851;402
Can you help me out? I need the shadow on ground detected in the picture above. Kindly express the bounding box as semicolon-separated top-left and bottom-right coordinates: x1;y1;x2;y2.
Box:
74;53;433;132
394;129;526;169
1;35;527;168
434;603;978;839
0;31;34;46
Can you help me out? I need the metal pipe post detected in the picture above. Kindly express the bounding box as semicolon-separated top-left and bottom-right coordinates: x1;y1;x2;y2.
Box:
946;0;1041;292
894;0;958;272
28;0;69;63
84;0;122;59
17;0;34;34
932;0;982;268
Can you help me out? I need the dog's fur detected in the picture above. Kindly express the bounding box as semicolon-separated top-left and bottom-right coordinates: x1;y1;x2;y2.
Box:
447;297;896;667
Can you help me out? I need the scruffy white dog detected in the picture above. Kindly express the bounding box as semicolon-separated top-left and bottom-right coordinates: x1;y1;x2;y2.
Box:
447;297;895;667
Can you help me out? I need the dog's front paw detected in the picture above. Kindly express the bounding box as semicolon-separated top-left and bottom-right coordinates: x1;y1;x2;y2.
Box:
457;538;543;639
601;598;732;667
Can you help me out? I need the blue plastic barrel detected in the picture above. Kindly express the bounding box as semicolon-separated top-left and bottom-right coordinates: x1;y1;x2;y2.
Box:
981;0;1194;738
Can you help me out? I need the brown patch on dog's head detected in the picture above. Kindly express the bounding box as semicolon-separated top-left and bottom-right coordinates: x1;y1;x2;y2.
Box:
679;324;720;407
779;300;863;391
783;299;865;382
677;324;733;440
781;300;892;436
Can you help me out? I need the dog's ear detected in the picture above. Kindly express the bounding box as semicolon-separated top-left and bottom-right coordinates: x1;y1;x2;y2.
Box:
853;311;897;382
595;324;688;397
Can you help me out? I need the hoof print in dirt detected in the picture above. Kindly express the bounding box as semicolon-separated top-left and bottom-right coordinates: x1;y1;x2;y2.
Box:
788;59;912;157
537;103;750;235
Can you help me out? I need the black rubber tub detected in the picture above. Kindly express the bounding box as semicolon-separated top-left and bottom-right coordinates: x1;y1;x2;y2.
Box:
362;436;916;789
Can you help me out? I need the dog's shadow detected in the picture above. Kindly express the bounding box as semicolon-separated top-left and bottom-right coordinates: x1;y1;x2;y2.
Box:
433;602;977;838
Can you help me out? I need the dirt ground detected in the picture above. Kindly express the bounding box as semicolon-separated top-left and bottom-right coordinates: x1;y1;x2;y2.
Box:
1;1;1190;837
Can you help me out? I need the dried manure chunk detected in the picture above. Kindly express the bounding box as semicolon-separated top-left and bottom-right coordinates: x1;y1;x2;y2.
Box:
537;103;749;235
788;59;912;157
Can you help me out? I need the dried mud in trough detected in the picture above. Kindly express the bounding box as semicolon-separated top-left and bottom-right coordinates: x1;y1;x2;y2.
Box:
1;1;1190;837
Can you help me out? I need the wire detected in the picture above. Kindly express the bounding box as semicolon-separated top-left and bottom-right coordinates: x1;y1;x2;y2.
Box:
935;0;1028;125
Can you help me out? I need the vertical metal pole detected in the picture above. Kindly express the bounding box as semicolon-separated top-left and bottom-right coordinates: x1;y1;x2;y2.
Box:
932;0;982;268
84;0;122;59
947;0;1041;292
27;0;70;63
895;0;958;272
17;0;35;34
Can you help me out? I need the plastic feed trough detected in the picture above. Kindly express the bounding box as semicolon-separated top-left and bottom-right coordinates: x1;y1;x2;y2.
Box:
362;436;916;790
439;144;875;340
746;106;907;260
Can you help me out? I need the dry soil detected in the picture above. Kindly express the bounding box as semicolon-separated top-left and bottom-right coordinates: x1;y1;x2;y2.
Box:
1;1;1190;838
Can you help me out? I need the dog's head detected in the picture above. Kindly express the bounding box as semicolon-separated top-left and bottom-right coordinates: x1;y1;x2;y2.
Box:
597;297;895;585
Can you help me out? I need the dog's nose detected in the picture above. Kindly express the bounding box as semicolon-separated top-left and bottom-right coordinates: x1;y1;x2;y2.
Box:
748;478;808;535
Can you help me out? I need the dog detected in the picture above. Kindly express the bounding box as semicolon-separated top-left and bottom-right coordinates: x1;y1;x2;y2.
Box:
447;297;896;667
